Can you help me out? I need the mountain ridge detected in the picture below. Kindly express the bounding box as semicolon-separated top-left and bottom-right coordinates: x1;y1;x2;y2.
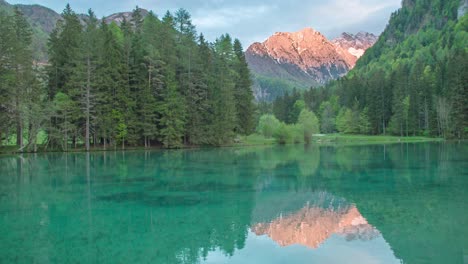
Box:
0;0;149;61
246;28;377;101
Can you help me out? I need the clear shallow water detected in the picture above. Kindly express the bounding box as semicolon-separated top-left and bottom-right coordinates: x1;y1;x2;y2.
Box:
0;142;467;264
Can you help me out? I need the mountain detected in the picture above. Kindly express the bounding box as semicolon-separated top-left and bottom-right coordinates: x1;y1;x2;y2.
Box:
0;0;60;61
104;9;149;25
331;32;378;63
246;28;377;101
0;0;149;61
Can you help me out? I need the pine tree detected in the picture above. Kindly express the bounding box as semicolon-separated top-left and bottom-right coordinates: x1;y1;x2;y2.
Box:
11;7;34;150
158;79;185;148
0;11;14;144
47;4;82;149
140;12;164;147
51;92;78;151
127;6;147;146
77;9;100;151
174;9;199;144
233;39;255;135
359;107;372;134
389;65;410;136
48;4;82;96
210;35;237;145
94;21;126;148
446;49;467;139
184;34;211;145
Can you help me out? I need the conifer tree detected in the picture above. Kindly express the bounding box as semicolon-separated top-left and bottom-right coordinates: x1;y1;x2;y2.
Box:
233;39;255;135
10;8;34;150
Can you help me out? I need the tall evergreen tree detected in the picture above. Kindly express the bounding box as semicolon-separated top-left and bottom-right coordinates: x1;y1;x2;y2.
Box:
10;8;34;149
78;9;99;151
210;35;237;145
233;39;255;135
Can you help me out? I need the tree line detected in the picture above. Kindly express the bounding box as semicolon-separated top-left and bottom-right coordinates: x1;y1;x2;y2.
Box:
0;5;255;151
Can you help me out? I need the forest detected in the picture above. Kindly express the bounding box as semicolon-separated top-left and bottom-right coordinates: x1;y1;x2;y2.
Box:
0;5;255;151
263;0;467;139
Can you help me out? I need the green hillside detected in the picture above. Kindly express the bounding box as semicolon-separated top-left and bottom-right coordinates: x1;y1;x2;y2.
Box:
0;0;60;61
278;0;467;139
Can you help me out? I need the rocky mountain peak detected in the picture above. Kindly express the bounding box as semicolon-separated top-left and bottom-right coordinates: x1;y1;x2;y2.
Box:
253;27;347;74
332;31;378;60
246;28;377;86
246;28;378;100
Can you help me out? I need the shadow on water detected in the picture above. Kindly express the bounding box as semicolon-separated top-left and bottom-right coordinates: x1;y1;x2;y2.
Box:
0;142;466;263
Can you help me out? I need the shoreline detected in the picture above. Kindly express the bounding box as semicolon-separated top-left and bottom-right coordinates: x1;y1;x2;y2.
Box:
0;134;447;155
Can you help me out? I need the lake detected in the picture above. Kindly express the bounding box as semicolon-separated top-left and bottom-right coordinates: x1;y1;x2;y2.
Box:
0;142;466;264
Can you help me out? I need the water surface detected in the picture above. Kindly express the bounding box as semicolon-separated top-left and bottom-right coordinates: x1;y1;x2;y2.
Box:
0;142;467;263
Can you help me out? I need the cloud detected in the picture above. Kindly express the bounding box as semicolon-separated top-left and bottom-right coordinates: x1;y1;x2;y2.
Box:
7;0;401;46
310;0;400;33
192;5;273;30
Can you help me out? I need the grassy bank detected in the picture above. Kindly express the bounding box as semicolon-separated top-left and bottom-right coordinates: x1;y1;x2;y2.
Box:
236;134;443;147
311;134;444;145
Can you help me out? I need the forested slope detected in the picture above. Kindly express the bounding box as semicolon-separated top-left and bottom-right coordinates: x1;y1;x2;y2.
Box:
274;0;467;138
335;0;467;138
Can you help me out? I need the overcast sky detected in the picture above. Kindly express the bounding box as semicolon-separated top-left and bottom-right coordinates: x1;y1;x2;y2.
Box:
8;0;401;46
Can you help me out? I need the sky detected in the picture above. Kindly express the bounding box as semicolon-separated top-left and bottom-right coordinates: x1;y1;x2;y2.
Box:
8;0;402;46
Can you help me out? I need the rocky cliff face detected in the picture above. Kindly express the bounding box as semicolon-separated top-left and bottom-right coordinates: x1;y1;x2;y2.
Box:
104;9;149;25
247;28;355;85
331;32;378;65
246;28;377;100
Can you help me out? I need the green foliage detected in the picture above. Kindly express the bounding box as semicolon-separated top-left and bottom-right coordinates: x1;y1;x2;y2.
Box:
273;122;293;144
0;8;47;151
257;114;281;138
270;122;305;145
298;109;320;144
272;89;301;124
158;81;186;148
112;110;128;149
319;99;338;133
51;92;78;150
291;124;304;144
336;107;359;134
321;0;468;139
254;75;306;102
359;108;372;134
233;39;256;135
0;5;259;151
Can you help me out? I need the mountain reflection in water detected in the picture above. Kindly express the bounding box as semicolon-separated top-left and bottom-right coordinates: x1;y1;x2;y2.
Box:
252;203;379;249
202;192;401;264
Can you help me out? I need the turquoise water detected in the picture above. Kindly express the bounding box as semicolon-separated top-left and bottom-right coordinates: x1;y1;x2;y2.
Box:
0;142;467;264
